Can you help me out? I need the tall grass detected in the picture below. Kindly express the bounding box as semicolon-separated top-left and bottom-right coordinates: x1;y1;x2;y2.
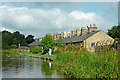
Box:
54;45;119;78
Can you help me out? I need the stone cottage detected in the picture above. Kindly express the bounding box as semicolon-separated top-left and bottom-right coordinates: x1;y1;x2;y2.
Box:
28;24;114;52
61;30;114;52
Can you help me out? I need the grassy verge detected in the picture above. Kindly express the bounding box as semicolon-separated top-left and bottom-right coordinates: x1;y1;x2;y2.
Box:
18;51;56;60
2;48;56;60
53;45;119;78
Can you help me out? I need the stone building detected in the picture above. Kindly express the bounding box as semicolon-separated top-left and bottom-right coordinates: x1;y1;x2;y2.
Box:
53;33;57;40
60;32;64;38
35;38;42;42
63;32;67;38
28;24;114;52
72;28;81;36
72;30;76;36
53;31;71;40
81;27;88;35
76;28;81;36
62;30;114;52
88;24;97;33
56;33;60;39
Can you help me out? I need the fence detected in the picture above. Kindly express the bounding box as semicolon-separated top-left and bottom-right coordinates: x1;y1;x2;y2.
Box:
95;39;114;53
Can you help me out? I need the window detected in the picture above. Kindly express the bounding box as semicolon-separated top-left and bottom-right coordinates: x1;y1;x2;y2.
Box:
91;42;95;47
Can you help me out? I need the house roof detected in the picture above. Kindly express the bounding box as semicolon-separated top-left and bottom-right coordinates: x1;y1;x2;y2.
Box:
28;41;41;46
28;30;100;46
62;30;100;43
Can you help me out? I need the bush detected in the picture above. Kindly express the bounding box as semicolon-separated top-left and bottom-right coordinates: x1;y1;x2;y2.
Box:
30;46;42;54
25;47;29;50
10;45;18;49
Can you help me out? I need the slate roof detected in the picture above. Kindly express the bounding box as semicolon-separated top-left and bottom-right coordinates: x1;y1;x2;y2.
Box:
28;30;100;46
62;30;100;43
28;41;41;46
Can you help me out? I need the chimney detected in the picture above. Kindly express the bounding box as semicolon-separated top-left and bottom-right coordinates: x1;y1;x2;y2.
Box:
72;30;76;36
76;28;81;36
81;27;88;35
87;26;90;34
90;24;92;27
93;24;96;27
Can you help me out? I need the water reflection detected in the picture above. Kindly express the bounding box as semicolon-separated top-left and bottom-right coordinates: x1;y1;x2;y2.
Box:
41;61;54;76
2;55;63;78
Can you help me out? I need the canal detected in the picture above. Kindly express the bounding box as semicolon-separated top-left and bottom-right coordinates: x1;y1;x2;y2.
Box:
2;55;63;78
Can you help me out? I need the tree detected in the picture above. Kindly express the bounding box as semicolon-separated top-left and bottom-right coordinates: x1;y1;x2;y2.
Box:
108;25;120;39
2;30;13;49
26;35;34;44
2;30;28;49
57;37;64;48
41;34;55;54
20;34;27;46
108;25;120;44
12;31;26;46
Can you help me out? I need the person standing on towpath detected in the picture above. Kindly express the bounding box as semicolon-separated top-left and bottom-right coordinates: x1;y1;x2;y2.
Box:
48;47;51;56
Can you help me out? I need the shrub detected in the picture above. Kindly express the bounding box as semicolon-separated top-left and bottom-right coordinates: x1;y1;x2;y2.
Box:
25;47;29;50
10;45;18;49
30;46;42;54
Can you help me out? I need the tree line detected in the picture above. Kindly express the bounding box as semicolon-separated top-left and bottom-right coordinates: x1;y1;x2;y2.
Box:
1;30;34;49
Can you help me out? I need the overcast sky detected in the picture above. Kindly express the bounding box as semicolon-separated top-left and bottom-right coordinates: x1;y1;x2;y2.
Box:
0;2;118;38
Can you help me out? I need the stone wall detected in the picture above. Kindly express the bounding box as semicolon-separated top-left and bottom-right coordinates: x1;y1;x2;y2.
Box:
85;30;114;52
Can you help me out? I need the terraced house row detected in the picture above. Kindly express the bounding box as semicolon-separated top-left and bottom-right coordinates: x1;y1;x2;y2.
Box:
29;24;114;52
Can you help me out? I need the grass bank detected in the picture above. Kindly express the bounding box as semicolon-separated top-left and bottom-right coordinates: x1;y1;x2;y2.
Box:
18;51;56;60
2;48;56;61
53;45;119;78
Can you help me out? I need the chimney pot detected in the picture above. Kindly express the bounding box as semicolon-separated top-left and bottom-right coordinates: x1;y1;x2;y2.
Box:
93;24;96;27
90;24;92;27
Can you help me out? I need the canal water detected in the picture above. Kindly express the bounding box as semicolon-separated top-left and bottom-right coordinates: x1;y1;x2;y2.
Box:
2;55;63;78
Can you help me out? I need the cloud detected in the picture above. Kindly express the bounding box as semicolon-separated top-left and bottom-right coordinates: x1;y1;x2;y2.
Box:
0;27;14;32
1;5;117;38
